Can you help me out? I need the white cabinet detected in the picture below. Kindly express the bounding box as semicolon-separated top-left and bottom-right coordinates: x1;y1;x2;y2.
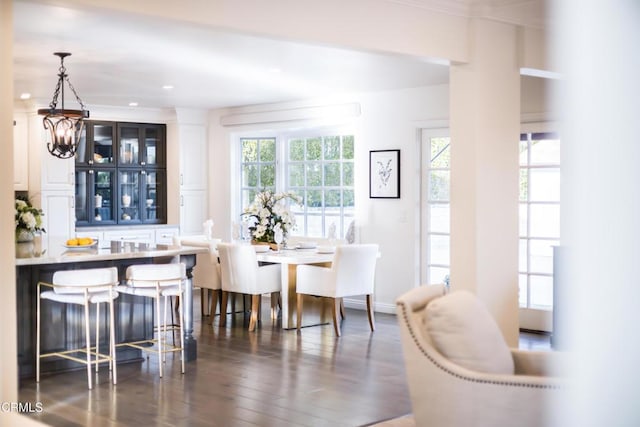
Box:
179;125;207;191
177;121;208;235
155;227;180;245
13;114;28;190
180;192;207;235
40;192;75;252
103;228;155;245
76;226;180;248
41;148;74;191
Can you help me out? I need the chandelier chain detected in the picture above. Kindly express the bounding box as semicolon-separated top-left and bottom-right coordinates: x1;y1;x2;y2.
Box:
47;58;87;111
48;77;63;110
64;75;87;111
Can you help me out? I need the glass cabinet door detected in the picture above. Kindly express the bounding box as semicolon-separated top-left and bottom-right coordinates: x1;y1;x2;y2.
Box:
94;170;115;223
119;126;140;166
93;124;115;165
75;127;89;165
119;170;140;222
144;127;159;166
75;170;88;223
143;170;165;222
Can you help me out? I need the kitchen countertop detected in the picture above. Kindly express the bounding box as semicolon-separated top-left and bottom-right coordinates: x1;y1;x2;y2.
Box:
15;237;207;266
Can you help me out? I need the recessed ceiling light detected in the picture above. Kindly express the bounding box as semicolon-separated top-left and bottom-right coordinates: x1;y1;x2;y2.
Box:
129;102;138;107
162;85;174;90
20;93;31;100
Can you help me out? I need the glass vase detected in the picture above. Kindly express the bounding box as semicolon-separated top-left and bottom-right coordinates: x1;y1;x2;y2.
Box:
16;229;34;243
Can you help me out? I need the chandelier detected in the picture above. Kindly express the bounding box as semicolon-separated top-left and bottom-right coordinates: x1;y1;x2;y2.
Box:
37;52;90;159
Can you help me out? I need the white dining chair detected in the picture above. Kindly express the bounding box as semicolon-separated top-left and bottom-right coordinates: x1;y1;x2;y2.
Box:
37;267;119;389
177;237;223;322
192;239;222;321
296;244;379;336
217;243;281;331
117;263;187;377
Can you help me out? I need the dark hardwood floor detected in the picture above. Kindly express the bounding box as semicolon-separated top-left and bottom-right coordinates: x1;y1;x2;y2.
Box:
19;293;551;427
19;295;412;427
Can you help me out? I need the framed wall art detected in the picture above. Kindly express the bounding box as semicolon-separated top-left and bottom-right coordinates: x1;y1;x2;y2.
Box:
369;149;400;199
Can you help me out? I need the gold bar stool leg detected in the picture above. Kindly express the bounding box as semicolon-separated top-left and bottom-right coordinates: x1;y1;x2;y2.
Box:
36;283;41;383
109;295;117;384
84;298;93;390
180;284;185;374
157;290;163;378
95;302;100;373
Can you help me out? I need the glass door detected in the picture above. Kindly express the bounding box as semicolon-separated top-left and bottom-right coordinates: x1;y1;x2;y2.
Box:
119;170;140;222
92;123;115;165
94;170;115;224
144;126;159;166
420;128;451;287
119;126;140;166
75;170;88;224
142;170;165;223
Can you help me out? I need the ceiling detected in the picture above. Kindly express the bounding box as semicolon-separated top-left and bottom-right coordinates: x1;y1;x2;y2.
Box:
12;0;546;112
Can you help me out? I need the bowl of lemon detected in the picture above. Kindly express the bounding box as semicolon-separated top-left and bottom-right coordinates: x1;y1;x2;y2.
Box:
63;237;98;250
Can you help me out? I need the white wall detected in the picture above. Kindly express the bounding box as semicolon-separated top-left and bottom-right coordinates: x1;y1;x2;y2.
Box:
208;85;449;312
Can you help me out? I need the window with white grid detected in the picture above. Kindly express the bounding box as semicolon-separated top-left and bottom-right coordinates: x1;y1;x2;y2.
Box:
423;131;451;285
519;132;560;310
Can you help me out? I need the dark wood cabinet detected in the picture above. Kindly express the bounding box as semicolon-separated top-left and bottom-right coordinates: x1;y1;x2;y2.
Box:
75;121;167;226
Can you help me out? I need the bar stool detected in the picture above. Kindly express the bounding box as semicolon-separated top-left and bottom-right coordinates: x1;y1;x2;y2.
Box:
117;263;187;377
36;267;119;390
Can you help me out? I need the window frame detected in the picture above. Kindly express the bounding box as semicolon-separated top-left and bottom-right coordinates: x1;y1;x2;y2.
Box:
421;128;451;286
518;128;561;311
235;125;356;240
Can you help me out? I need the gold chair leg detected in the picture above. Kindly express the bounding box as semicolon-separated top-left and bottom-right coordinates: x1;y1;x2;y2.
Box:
340;298;345;319
366;294;376;332
249;295;260;331
296;294;303;331
332;298;342;337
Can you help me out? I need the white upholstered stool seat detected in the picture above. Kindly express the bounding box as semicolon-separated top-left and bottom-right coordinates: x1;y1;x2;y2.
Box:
116;263;187;377
37;267;119;390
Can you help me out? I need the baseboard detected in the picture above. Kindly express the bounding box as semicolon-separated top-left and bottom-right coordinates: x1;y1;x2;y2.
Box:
260;293;397;315
343;298;396;314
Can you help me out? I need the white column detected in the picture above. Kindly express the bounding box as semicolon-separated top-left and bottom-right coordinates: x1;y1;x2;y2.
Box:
0;0;18;404
449;19;521;346
553;0;640;425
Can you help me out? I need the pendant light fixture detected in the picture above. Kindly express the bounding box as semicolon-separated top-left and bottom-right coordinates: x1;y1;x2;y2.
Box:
37;52;90;159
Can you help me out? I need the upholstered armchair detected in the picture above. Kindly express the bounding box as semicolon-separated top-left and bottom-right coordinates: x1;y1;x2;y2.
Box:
396;284;566;427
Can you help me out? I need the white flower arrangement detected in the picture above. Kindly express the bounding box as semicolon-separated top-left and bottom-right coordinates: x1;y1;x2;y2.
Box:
242;191;302;243
15;197;45;241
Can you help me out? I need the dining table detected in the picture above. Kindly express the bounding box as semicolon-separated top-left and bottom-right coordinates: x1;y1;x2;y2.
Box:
178;236;336;329
256;247;335;329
